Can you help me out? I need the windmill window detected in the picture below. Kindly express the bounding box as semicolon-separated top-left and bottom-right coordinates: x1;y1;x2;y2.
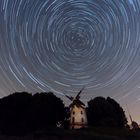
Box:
81;118;84;122
73;111;75;115
81;111;83;114
72;117;75;123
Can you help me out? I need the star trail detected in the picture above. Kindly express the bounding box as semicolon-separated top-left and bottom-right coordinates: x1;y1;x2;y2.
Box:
0;0;140;123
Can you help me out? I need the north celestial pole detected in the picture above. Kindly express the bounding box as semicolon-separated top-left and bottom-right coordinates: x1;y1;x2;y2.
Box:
0;0;140;123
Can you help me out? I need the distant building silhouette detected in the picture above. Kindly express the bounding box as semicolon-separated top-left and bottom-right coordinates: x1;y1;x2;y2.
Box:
129;114;139;129
127;104;139;130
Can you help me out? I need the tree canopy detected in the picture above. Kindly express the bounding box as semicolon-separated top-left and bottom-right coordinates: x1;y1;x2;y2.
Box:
87;96;127;127
32;92;65;129
0;92;65;134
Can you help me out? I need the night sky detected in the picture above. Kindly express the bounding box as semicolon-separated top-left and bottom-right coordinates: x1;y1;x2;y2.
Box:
0;0;140;123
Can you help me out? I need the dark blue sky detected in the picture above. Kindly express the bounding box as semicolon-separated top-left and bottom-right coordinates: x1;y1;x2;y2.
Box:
0;0;140;123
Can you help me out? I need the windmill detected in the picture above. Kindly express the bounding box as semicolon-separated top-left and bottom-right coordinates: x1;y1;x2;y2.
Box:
126;104;139;129
64;87;88;129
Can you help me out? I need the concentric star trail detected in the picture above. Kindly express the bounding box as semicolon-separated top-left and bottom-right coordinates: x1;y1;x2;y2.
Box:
0;0;140;122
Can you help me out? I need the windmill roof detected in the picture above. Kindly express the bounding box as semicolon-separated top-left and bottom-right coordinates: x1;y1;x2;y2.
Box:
69;99;85;108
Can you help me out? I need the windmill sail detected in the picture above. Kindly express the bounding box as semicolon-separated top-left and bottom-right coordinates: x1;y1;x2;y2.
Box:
129;114;133;124
126;103;133;124
64;94;74;101
75;86;85;100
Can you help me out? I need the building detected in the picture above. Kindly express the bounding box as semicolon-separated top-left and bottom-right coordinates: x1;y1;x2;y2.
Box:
65;87;88;129
69;99;88;129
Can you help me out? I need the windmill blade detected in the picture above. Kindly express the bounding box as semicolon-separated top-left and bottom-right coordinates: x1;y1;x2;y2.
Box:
126;103;133;123
75;86;85;99
64;94;74;101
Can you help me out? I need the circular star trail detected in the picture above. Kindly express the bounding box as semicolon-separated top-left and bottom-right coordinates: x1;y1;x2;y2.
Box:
0;0;140;110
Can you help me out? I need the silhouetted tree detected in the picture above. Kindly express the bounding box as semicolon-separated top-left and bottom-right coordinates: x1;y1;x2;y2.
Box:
0;92;32;134
0;92;65;134
106;97;127;127
87;96;127;128
62;107;70;129
31;92;65;130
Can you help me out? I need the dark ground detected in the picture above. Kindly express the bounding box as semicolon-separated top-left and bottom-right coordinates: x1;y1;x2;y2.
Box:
0;128;139;140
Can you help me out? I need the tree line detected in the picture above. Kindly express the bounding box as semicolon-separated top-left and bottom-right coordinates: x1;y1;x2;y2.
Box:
0;92;127;135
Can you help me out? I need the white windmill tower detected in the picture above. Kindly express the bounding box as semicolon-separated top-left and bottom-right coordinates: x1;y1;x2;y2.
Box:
65;87;88;129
